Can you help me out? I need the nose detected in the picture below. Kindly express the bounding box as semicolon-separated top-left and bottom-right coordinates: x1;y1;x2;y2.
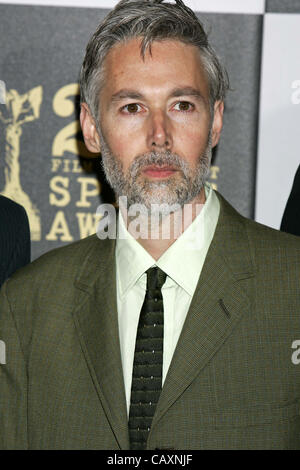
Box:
146;108;173;151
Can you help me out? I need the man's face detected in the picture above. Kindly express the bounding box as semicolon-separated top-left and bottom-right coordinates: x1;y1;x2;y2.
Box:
81;38;223;212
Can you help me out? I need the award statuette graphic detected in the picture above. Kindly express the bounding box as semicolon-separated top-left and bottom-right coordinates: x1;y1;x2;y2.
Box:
0;86;43;240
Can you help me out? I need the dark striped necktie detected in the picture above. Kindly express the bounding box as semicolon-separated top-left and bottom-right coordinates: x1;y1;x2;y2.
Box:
128;266;167;450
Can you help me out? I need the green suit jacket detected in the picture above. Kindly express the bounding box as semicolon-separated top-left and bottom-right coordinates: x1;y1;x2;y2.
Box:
0;193;300;450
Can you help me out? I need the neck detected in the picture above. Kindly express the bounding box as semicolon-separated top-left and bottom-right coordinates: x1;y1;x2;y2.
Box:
120;187;206;260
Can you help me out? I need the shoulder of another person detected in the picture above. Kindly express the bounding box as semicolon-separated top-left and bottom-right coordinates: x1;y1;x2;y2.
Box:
0;194;24;212
0;195;28;227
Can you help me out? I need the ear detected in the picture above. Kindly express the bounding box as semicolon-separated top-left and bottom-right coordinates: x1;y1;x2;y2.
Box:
80;103;101;153
211;100;224;148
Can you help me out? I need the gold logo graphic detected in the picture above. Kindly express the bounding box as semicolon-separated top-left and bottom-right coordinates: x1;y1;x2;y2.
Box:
0;86;43;241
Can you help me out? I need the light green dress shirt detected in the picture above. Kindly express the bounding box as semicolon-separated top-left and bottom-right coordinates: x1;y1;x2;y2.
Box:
115;182;220;415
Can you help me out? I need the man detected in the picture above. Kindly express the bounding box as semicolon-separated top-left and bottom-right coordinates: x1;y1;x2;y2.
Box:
0;195;30;288
0;0;300;450
281;164;300;236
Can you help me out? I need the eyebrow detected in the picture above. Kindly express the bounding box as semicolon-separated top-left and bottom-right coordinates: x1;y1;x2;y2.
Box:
110;87;205;103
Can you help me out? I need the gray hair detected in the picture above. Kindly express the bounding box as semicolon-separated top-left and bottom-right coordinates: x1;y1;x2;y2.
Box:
79;0;230;123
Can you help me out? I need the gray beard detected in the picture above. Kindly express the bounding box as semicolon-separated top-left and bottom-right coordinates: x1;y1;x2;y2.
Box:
97;125;212;216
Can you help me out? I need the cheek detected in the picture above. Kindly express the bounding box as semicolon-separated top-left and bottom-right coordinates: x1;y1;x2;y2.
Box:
175;124;210;161
111;132;142;160
102;124;143;171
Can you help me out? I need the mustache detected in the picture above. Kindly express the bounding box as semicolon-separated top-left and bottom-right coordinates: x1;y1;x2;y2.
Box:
129;151;186;177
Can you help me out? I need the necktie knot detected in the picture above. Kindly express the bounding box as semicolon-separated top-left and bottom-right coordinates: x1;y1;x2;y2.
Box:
146;267;167;292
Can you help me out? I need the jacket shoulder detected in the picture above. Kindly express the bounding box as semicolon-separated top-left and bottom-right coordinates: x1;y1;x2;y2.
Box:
216;191;300;279
216;190;300;251
240;212;300;282
244;216;300;255
8;234;102;283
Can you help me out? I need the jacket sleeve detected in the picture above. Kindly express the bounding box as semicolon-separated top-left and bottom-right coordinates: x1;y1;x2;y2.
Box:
0;281;28;449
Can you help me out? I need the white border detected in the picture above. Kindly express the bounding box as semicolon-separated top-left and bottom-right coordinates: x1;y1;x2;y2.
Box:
0;0;265;14
255;13;300;229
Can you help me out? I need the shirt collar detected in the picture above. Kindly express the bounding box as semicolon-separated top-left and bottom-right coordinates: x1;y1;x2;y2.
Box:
116;182;220;299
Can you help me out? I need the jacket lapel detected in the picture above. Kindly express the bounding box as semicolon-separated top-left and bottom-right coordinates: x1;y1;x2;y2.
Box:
72;235;129;449
152;193;256;430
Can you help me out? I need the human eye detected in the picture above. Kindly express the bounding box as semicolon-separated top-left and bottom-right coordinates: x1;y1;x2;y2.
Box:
120;103;143;114
173;101;195;112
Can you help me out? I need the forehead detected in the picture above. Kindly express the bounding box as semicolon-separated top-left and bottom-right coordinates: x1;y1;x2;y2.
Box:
101;38;210;98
